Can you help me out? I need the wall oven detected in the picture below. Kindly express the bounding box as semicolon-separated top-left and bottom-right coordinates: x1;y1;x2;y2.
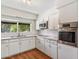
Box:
59;32;75;43
59;22;78;47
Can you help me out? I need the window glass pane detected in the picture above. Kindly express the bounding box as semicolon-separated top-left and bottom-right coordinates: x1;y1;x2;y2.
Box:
18;23;30;32
1;22;17;32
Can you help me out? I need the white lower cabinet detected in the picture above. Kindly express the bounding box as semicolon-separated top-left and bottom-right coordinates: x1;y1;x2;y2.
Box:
58;43;78;59
36;36;58;59
36;36;44;52
1;37;35;58
1;40;9;58
39;38;45;52
44;39;51;56
20;37;35;52
50;41;57;59
28;39;35;50
36;38;40;49
20;39;29;52
8;39;20;56
44;39;58;59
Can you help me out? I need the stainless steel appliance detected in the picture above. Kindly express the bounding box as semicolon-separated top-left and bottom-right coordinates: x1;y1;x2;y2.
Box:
59;22;78;32
59;32;75;43
39;21;48;29
59;22;78;47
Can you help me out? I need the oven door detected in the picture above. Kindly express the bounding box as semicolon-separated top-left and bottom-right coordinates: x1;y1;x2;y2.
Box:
59;32;75;43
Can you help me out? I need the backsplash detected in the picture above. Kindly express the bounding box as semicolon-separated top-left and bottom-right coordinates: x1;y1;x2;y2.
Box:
38;29;59;39
1;32;37;38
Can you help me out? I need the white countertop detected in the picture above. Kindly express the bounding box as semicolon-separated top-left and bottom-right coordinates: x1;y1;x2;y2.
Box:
1;35;37;40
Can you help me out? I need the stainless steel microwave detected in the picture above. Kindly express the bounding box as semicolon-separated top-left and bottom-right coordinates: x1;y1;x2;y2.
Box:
39;21;48;29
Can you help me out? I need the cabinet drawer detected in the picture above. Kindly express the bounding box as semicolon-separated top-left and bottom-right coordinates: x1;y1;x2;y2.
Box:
50;41;57;45
20;37;33;41
1;40;9;44
9;39;19;42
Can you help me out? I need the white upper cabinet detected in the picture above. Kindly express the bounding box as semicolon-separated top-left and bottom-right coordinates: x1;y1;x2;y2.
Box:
58;43;78;59
59;1;78;23
36;9;59;30
56;0;77;8
48;12;59;30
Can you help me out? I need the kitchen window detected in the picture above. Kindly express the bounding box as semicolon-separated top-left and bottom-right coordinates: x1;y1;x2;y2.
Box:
1;22;30;33
18;23;30;32
1;22;17;32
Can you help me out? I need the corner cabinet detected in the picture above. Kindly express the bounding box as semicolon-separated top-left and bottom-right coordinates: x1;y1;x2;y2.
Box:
58;43;78;59
36;36;45;52
36;36;58;59
20;37;35;53
20;38;30;52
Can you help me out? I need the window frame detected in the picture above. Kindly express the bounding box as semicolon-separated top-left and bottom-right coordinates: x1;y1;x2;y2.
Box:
18;22;30;32
1;21;17;33
1;21;31;33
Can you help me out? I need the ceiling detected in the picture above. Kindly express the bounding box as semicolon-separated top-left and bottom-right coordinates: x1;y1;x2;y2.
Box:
1;0;56;14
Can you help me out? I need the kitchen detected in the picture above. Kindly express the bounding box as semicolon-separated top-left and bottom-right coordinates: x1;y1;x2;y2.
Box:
1;0;78;59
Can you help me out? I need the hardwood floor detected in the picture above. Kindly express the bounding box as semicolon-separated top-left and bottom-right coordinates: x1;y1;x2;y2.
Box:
3;49;52;59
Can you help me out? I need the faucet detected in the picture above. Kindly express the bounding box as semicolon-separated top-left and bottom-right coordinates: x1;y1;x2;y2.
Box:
18;32;20;37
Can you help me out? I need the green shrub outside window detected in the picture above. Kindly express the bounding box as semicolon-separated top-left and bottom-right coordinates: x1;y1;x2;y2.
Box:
18;23;30;32
1;22;30;33
1;22;17;32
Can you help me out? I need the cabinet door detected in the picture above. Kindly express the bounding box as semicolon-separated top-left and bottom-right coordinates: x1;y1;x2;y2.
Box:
58;43;78;59
20;37;35;52
59;1;78;23
44;40;51;56
49;13;59;30
35;38;40;49
39;38;45;53
36;20;40;30
36;36;45;52
56;0;76;8
50;41;57;59
20;38;29;52
28;39;35;50
9;39;19;56
1;41;9;58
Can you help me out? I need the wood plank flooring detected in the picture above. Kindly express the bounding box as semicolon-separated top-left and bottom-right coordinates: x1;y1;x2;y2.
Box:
3;49;52;59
